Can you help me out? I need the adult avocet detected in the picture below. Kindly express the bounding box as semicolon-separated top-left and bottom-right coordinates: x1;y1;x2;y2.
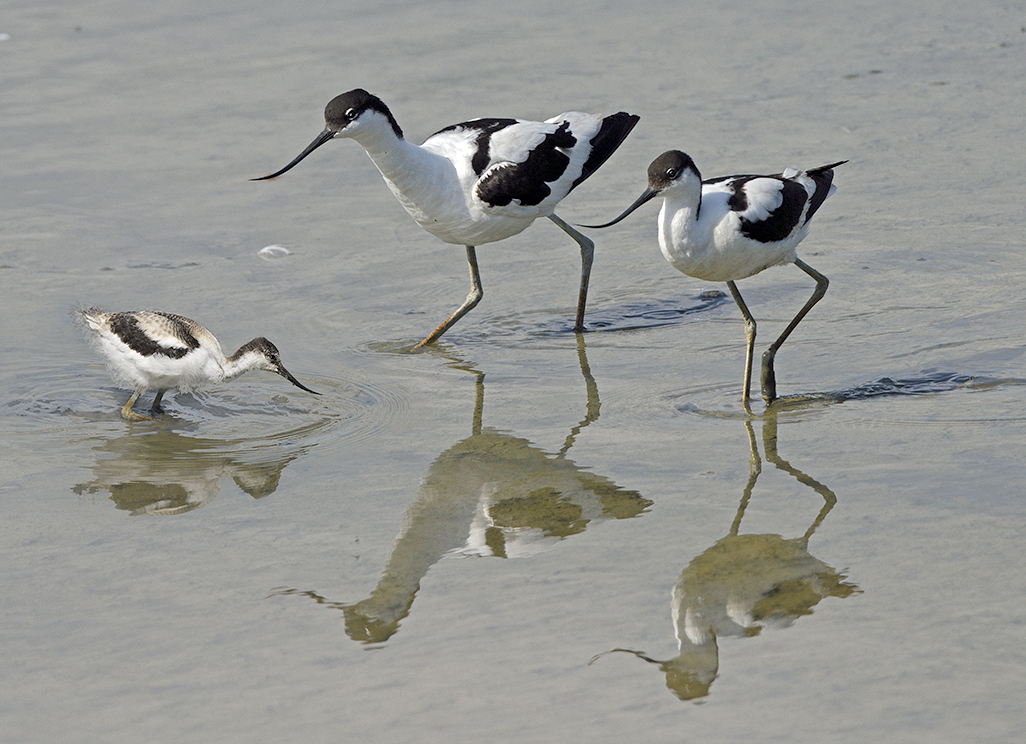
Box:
253;89;639;347
584;150;845;407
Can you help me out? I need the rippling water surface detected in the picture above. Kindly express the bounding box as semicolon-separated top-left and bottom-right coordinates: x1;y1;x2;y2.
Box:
3;1;1025;742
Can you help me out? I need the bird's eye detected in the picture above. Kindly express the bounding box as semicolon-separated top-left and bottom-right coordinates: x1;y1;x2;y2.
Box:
346;108;357;118
666;168;678;178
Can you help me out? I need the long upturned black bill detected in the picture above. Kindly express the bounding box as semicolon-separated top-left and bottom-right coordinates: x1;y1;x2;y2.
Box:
577;187;660;229
251;128;336;181
277;365;321;395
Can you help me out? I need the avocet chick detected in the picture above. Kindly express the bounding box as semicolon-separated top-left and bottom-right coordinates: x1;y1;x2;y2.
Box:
78;308;319;420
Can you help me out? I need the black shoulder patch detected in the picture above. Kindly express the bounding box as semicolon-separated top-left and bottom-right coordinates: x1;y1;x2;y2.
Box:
476;121;576;207
433;118;519;175
736;179;808;243
110;312;198;359
726;176;753;213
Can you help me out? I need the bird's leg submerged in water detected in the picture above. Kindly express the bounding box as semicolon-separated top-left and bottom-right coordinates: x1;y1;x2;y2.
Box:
412;215;596;348
150;390;166;414
548;213;595;332
414;245;484;349
761;258;829;405
121;391;157;421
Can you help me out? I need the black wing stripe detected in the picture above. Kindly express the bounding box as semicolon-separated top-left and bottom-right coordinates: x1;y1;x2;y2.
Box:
735;179;809;244
432;118;519;176
476;121;577;207
110;312;198;359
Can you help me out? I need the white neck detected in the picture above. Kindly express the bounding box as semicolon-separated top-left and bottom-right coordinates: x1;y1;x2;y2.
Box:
658;190;705;266
346;109;531;245
349;113;458;222
221;350;264;382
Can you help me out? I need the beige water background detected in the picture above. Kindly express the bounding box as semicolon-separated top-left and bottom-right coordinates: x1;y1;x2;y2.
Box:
3;0;1026;742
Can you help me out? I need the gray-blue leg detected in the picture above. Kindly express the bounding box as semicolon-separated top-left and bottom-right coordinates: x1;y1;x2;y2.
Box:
413;245;484;349
761;258;829;405
726;280;757;411
548;213;595;332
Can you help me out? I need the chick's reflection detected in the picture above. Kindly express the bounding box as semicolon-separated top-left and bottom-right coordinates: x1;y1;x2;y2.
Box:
73;429;301;515
279;341;650;644
600;411;858;700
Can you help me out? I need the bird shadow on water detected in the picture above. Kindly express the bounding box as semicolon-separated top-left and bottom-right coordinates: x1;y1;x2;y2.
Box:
359;289;730;352
679;370;1026;420
780;370;1021;406
536;288;732;339
590;409;860;701
270;336;652;645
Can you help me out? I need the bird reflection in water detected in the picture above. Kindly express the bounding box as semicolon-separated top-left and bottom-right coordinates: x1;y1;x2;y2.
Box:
593;408;859;700
72;428;306;515
273;337;651;643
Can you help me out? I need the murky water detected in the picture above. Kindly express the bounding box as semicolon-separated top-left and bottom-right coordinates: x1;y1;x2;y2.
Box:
3;0;1026;742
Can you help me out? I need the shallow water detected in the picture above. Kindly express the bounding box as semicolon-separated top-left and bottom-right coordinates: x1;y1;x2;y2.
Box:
3;0;1026;742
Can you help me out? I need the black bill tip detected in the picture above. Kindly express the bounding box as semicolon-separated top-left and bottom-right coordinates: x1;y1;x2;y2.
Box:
278;366;320;395
251;128;336;182
576;187;660;229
